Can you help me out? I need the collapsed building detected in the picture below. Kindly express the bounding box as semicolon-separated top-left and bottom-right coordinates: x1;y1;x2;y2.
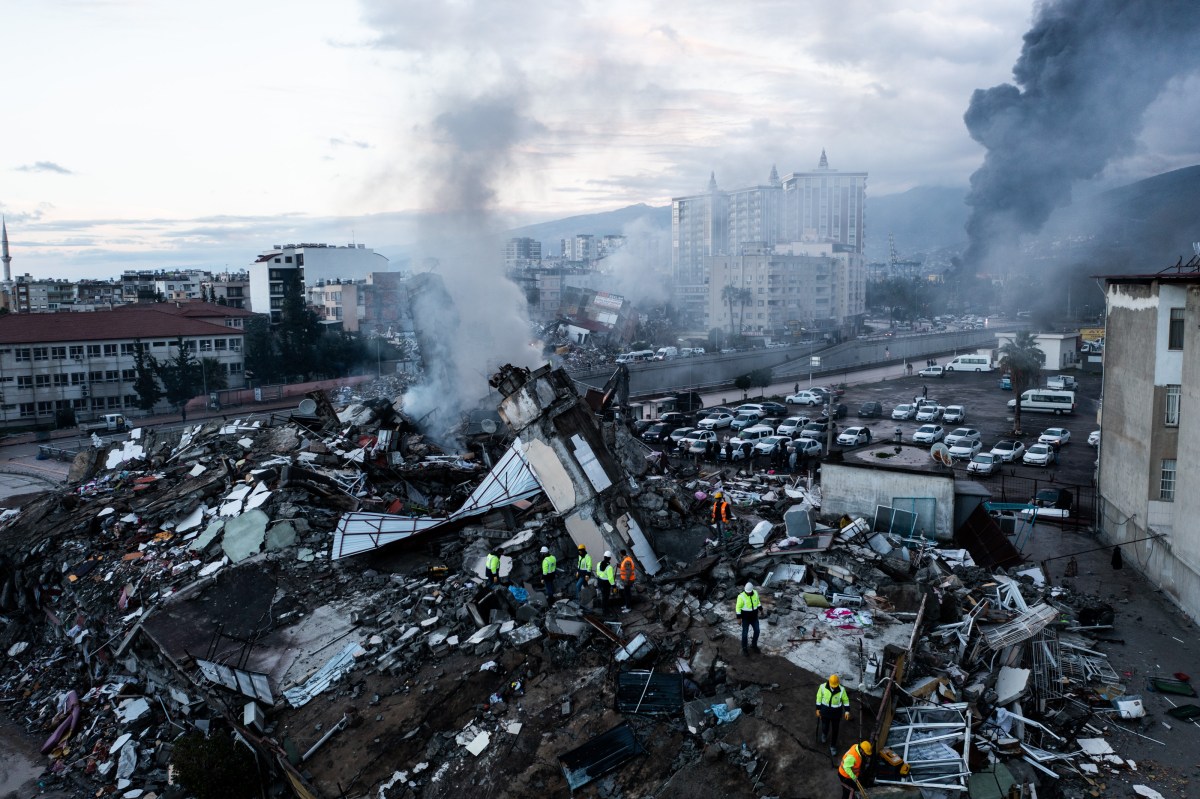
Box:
0;365;1189;799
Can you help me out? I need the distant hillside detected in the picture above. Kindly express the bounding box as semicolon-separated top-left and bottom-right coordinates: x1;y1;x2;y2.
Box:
864;186;968;263
508;203;670;254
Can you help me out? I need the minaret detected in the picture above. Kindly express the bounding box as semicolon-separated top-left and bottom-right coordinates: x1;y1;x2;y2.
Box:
818;149;829;170
768;164;780;186
1;218;11;283
707;171;718;192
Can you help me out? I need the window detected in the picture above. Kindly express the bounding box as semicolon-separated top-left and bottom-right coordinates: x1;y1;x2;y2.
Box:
15;348;30;362
228;362;243;375
103;344;118;357
32;347;48;361
87;345;102;358
1166;384;1181;427
89;371;105;383
71;372;85;385
121;369;136;381
69;345;83;359
37;401;53;415
51;346;67;360
34;375;50;388
199;339;213;352
91;398;105;411
229;339;242;352
124;395;139;408
1160;458;1177;501
1169;308;1185;350
105;370;120;383
19;403;34;418
16;376;31;389
121;343;141;355
214;338;227;351
52;374;69;387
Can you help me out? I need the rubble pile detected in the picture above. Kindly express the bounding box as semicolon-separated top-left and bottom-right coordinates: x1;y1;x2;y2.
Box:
0;365;1191;799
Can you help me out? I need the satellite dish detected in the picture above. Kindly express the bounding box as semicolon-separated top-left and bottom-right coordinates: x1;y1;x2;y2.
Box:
930;442;953;467
480;419;498;434
297;398;318;416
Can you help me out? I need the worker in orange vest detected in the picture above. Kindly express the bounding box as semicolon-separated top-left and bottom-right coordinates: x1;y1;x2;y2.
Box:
711;491;732;536
838;740;872;799
617;549;636;613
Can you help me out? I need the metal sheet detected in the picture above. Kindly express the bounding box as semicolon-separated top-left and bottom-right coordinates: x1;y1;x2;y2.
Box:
614;671;683;715
558;722;645;791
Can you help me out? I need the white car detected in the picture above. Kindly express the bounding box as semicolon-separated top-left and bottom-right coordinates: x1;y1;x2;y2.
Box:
948;440;983;460
967;452;998;475
919;365;944;378
836;426;873;447
915;405;944;422
1038;428;1071;446
943;405;966;424
944;428;981;447
786;390;825;406
891;404;917;420
754;435;790;456
913;424;944;444
697;412;733;430
1023;443;1053;466
990;440;1026;462
791;437;823;457
1088;430;1101;447
730;412;763;431
776;416;808;436
681;429;717;453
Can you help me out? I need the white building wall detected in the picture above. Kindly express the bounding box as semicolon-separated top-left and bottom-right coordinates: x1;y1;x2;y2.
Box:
820;462;957;541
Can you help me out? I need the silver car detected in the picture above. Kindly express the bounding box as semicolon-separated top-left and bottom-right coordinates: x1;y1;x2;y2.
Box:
913;424;944;444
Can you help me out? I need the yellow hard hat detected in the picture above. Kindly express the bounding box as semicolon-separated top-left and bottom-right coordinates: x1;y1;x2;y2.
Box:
860;741;873;755
828;674;840;688
714;491;723;498
577;544;587;551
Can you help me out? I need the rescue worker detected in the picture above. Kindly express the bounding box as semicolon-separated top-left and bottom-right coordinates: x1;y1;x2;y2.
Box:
595;551;616;616
815;674;852;753
617;549;636;612
485;549;501;587
711;491;732;536
540;546;557;601
838;740;872;799
735;582;761;655
572;544;592;603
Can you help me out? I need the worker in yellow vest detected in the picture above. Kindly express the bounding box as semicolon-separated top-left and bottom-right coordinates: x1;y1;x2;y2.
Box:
541;546;557;601
595;551;616;616
816;674;852;754
485;550;501;587
735;582;761;655
838;740;872;799
572;544;592;604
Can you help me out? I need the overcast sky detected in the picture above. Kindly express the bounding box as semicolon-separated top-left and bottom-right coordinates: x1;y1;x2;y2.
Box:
4;0;1199;278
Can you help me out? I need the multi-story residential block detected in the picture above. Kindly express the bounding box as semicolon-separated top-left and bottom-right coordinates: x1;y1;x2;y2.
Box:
249;243;388;323
308;281;364;332
561;234;596;262
672;172;728;322
361;272;412;335
504;237;543;269
1097;264;1200;622
121;270;213;304
0;303;248;429
780;151;866;253
204;272;250;309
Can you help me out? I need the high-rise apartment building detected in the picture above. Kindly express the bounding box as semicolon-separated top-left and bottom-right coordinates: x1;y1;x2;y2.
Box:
780;151;866;253
249;243;388;323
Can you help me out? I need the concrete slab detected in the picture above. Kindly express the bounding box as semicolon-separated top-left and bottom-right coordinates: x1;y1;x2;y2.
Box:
265;521;297;552
189;520;224;552
221;509;269;563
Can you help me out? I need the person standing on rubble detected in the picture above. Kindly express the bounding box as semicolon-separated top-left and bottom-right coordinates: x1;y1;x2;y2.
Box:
711;491;732;536
595;551;616;616
540;546;558;601
485;550;501;587
617;549;636;612
736;582;761;655
572;545;592;604
816;674;852;753
838;740;872;799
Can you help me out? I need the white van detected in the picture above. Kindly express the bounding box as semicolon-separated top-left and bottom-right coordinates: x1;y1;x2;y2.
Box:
654;346;679;361
945;354;993;372
1007;389;1076;415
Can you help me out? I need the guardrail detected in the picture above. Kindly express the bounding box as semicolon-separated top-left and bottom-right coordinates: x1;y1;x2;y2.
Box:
37;444;85;462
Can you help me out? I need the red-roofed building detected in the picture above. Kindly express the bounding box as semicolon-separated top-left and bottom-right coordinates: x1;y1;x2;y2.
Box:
0;309;247;428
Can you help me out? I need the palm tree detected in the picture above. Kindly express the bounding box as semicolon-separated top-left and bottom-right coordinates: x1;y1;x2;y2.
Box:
998;331;1046;435
736;287;753;335
721;284;741;337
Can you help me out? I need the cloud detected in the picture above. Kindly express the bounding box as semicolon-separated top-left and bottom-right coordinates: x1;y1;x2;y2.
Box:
329;137;371;149
16;161;73;175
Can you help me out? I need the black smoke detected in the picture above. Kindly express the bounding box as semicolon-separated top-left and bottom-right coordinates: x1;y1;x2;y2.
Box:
962;0;1200;269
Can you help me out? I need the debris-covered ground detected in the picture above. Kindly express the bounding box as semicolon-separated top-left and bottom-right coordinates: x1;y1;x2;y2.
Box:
0;365;1197;799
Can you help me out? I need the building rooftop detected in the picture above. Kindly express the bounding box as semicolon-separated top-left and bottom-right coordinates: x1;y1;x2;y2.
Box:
111;300;254;320
0;308;242;345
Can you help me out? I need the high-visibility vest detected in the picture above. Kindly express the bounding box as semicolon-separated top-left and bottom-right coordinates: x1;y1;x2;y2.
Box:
816;682;849;709
839;744;866;780
576;553;592;573
485;554;500;575
618;556;635;583
735;590;760;615
542;554;557;575
596;562;615;586
712;500;730;522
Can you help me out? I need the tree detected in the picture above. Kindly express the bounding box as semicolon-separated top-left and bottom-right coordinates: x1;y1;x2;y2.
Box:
721;285;742;337
171;731;262;799
998;331;1046;435
734;373;753;397
749;367;773;397
198;356;229;393
131;339;163;411
243;315;279;385
155;337;201;415
277;271;322;380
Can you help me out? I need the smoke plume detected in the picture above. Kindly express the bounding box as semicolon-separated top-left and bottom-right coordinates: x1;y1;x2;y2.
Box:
962;0;1200;269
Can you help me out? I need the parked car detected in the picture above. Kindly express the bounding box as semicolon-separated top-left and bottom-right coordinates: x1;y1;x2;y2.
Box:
998;375;1012;390
989;440;1025;462
731;412;763;431
828;403;849;420
697;412;733;430
641;422;677;443
942;405;966;424
1088;430;1101;447
944;428;981;447
836;426;873;447
754;435;791;456
786;390;825;406
919;365;945;378
776;416;808;436
1047;374;1078;391
681;429;717;453
891;404;917;421
915;405;944;422
801;421;829;438
737;403;766;416
967;452;999;475
738;425;776;443
758;401;788;417
1022;443;1053;466
791;437;824;457
659;411;690;426
1033;487;1074;511
632;419;655;436
948;439;983;460
717;440;755;461
913;424;944;443
812;385;844;399
1038;428;1071;446
858;401;884;418
667;427;696;446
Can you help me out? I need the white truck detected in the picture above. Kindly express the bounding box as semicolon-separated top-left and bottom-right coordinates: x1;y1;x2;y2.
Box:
79;413;127;433
1046;374;1078;391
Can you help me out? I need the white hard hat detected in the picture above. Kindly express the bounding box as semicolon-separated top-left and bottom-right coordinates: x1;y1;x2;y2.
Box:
745;583;754;593
540;546;549;554
604;550;612;558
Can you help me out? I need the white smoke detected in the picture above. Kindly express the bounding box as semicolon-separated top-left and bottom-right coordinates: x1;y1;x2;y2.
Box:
598;216;672;308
